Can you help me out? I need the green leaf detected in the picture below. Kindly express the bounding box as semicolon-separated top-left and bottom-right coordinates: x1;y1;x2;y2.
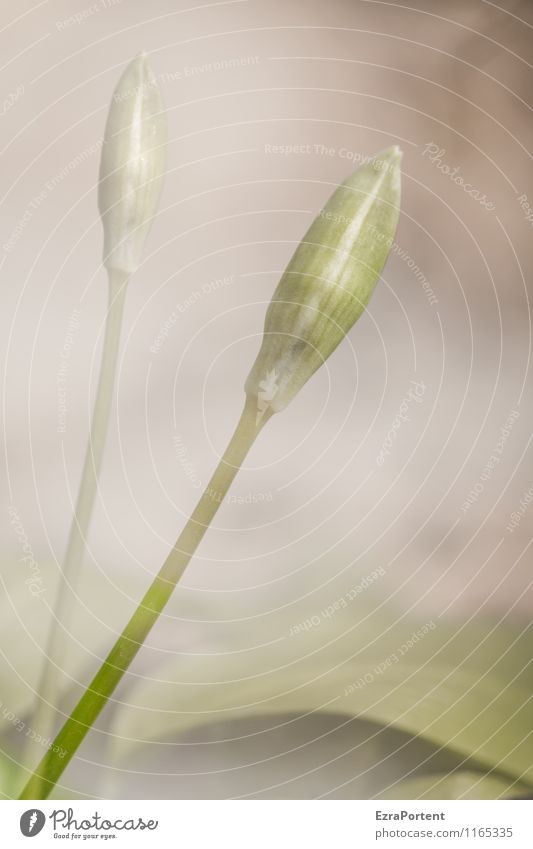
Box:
345;663;532;785
0;559;148;764
0;751;21;799
108;607;533;793
377;771;521;800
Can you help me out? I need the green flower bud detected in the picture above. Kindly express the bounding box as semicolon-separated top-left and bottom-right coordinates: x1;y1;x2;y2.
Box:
245;146;401;421
98;53;167;275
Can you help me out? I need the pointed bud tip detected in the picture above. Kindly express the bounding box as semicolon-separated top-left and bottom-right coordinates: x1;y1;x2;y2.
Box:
137;51;155;77
383;144;402;159
372;145;402;169
117;51;157;90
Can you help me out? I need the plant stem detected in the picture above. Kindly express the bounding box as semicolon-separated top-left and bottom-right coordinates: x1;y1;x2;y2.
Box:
27;269;129;775
19;397;268;800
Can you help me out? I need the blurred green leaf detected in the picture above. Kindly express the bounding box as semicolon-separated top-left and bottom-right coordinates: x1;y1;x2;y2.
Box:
346;662;532;784
0;752;21;799
0;559;148;790
4;555;530;800
377;771;519;800
108;605;532;795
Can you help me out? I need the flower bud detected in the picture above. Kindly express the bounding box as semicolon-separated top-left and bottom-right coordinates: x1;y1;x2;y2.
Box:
245;146;401;420
98;53;167;275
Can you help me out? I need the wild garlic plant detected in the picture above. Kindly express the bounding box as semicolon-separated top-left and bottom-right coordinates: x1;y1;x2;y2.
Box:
28;54;167;779
20;143;401;799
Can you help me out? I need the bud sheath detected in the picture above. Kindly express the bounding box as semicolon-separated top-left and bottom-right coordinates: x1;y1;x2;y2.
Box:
98;53;167;274
245;146;402;416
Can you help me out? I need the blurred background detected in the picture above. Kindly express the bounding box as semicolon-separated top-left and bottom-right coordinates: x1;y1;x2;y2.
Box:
0;0;532;799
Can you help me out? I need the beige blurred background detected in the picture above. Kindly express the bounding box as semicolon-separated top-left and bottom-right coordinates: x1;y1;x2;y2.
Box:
1;0;532;798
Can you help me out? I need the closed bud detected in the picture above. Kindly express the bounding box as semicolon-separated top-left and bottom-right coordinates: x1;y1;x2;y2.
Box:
245;146;401;421
98;53;167;275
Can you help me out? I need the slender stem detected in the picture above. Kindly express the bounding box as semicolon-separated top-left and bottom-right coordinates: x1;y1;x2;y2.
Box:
27;269;129;777
19;397;268;800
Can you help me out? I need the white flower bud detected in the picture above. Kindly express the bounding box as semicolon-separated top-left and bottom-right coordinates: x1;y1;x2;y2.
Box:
98;53;167;275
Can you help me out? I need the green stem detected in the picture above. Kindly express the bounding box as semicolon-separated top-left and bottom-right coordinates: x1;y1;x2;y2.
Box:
26;269;129;780
19;397;268;800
